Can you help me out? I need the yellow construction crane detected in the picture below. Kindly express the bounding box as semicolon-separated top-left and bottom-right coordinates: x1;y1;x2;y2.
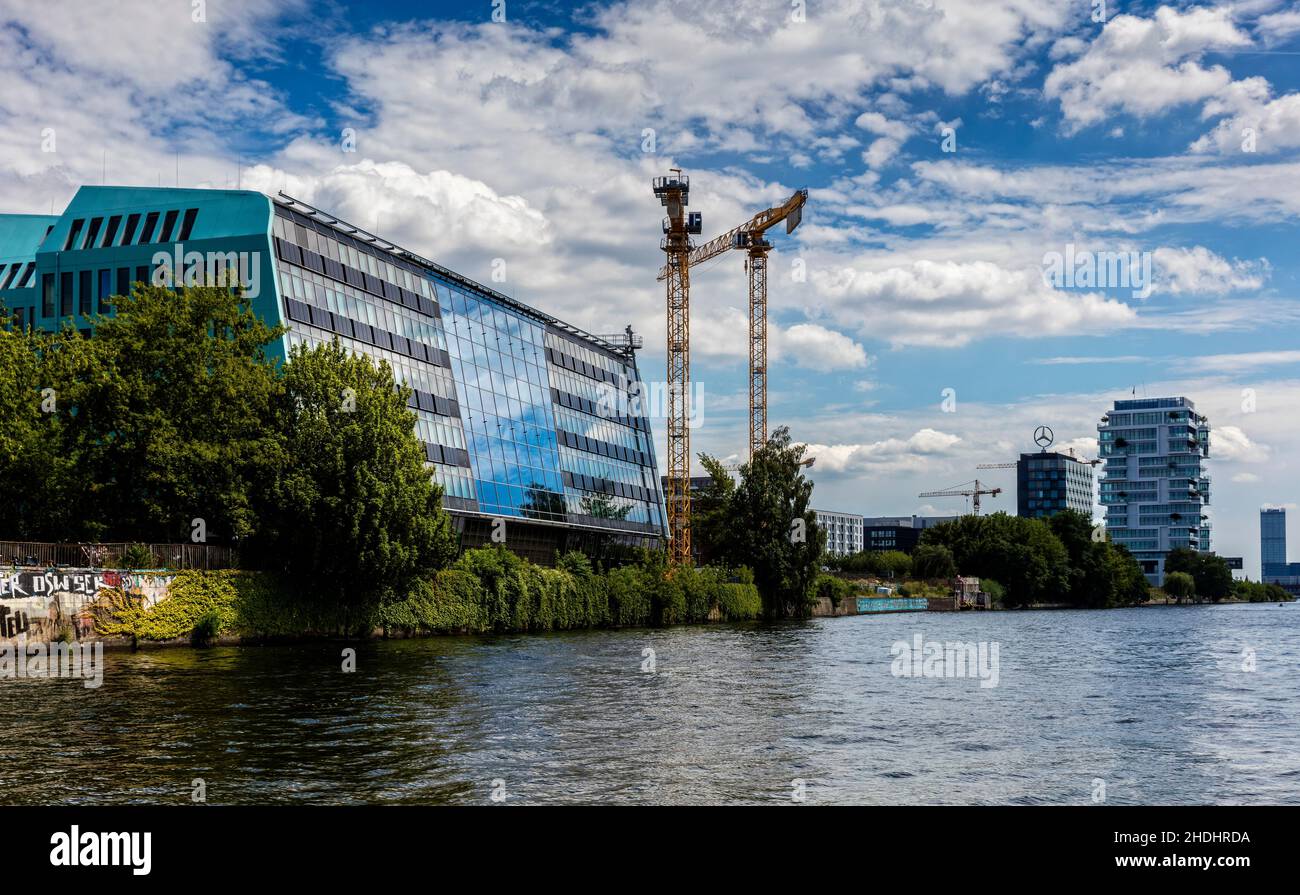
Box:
653;169;702;566
658;188;808;458
918;479;1003;515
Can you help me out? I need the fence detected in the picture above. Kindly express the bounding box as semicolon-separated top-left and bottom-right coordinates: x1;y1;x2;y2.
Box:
0;541;240;571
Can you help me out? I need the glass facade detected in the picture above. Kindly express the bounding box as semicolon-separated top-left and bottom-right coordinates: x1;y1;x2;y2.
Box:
1098;397;1211;585
271;198;665;545
1017;452;1095;518
1261;508;1287;575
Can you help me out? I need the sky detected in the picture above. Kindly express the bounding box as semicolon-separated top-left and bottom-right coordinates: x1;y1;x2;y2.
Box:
1;0;1298;577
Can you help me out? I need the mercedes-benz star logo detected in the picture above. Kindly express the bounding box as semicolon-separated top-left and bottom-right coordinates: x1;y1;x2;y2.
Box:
1034;425;1055;449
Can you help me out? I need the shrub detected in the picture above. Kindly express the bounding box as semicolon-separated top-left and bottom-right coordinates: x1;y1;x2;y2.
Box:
113;544;158;570
191;609;221;647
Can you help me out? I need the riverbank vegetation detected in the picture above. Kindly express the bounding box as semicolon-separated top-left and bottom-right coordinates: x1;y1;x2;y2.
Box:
91;549;763;643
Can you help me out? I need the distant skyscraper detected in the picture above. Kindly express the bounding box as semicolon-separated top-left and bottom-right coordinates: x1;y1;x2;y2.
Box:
1261;507;1288;576
1017;451;1095;519
1098;397;1211;586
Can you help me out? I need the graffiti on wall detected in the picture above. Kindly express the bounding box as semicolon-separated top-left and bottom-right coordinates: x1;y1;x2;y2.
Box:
0;569;176;642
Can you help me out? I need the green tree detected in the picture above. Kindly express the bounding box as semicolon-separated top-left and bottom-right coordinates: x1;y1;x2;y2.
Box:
691;454;737;567
0;320;93;539
911;543;957;580
62;282;285;543
1165;547;1234;602
250;340;457;625
708;427;823;618
1163;570;1196;602
920;513;1069;607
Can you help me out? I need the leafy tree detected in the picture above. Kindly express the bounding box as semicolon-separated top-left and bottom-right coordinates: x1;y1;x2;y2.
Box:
0;319;93;540
1163;570;1196;602
63;282;285;543
1165;547;1234;602
249;340;457;625
911;543;957;580
691;454;737;567
920;512;1068;607
703;427;823;618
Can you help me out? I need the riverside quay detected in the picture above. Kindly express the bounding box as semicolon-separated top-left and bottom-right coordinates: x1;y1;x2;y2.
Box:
0;186;666;560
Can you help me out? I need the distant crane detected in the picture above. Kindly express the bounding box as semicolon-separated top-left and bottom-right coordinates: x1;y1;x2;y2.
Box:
658;188;808;458
918;480;1002;515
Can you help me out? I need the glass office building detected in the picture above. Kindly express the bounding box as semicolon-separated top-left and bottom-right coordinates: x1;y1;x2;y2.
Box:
0;186;666;561
1017;451;1095;519
1098;397;1211;585
1261;507;1287;574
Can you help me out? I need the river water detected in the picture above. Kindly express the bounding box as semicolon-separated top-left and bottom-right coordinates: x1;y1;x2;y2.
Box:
3;603;1298;805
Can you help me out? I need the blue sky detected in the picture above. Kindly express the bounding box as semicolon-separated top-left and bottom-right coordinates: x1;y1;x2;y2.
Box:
2;0;1299;575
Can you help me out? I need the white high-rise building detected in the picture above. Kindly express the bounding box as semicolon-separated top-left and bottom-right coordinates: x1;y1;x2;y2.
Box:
1098;397;1211;586
813;509;863;557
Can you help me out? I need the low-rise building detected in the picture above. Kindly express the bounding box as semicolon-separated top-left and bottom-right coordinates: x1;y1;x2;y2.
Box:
813;509;863;557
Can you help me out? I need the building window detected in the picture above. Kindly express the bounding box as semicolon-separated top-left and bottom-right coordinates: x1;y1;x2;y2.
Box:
116;267;130;301
102;215;122;247
59;271;73;317
79;270;92;316
178;208;199;241
42;274;54;316
135;265;149;287
63;219;84;251
138;212;160;244
158;209;179;243
121;213;141;245
82;218;103;250
98;269;112;314
17;262;35;289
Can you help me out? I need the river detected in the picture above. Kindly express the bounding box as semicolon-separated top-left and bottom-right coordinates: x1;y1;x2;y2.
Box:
3;602;1298;805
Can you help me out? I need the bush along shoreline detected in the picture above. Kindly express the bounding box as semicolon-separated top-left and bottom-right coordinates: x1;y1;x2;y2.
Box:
90;548;764;647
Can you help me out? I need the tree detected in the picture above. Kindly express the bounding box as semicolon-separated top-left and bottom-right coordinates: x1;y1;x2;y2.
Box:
920;513;1069;607
704;427;823;618
1164;571;1196;603
691;454;737;567
0;319;93;540
912;543;957;580
250;340;457;625
63;282;286;543
1165;547;1233;602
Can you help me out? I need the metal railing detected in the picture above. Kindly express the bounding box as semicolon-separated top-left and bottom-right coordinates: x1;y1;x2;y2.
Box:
0;541;240;570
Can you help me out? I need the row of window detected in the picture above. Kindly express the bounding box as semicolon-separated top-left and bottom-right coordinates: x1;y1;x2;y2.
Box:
273;209;441;307
0;261;35;290
63;208;198;253
40;266;149;317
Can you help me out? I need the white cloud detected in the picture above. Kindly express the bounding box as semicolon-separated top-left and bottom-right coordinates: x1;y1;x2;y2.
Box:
810;258;1136;348
1213;424;1271;463
772;323;869;372
805;428;964;476
1153;245;1269;295
1044;6;1251;132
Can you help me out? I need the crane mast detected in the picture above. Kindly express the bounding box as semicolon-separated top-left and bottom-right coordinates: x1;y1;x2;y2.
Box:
653;169;701;566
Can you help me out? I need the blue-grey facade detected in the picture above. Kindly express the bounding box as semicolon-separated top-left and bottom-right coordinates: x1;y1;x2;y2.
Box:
0;186;666;561
1017;451;1095;519
1098;396;1211;586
